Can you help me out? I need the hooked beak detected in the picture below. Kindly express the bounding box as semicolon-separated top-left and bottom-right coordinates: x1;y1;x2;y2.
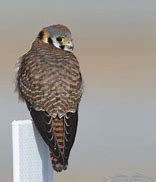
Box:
66;44;74;51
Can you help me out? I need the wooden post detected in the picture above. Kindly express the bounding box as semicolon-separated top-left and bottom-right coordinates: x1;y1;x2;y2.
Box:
12;120;53;182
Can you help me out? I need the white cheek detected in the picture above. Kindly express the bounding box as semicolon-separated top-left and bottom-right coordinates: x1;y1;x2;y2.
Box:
52;38;60;49
52;38;73;52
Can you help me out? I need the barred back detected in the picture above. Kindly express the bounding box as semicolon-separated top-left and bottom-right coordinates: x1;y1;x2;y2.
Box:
16;39;82;172
16;39;83;118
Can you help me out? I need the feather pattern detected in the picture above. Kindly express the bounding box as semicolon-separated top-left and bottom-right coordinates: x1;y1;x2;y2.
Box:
17;39;82;117
16;35;83;172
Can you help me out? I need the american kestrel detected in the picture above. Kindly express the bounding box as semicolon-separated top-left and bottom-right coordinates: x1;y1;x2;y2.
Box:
16;24;83;172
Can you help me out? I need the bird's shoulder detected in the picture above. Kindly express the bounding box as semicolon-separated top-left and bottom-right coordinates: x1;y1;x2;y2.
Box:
19;43;79;70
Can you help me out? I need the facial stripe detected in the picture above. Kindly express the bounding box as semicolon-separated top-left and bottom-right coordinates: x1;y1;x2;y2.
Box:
48;37;52;44
38;31;44;40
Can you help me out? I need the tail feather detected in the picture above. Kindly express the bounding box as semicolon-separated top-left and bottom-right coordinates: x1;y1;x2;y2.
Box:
26;101;78;172
50;151;68;172
50;117;68;172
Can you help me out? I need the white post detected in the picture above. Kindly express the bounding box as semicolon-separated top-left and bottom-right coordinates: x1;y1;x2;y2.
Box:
12;120;53;182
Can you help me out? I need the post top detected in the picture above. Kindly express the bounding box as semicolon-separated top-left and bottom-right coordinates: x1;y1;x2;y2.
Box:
12;120;32;126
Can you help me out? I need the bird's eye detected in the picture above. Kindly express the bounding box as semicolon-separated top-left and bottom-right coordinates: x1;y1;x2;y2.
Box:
56;37;63;42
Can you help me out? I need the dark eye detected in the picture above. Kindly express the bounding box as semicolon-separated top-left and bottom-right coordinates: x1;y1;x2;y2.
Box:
56;37;62;42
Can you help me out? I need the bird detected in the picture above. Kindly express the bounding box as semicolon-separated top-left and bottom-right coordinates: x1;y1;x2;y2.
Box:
16;24;83;172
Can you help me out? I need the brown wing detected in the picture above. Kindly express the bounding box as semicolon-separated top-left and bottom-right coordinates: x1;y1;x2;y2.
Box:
26;102;63;160
16;46;83;116
16;43;83;171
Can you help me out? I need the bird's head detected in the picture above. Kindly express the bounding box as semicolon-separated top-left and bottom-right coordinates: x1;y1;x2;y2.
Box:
37;24;74;52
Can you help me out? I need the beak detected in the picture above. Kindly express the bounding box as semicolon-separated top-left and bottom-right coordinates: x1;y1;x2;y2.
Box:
67;44;74;50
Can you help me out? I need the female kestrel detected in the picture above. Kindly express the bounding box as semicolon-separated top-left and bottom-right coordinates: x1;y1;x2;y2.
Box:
16;24;83;172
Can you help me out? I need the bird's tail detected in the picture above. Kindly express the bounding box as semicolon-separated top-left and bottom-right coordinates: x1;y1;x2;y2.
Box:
49;117;68;172
50;151;68;172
